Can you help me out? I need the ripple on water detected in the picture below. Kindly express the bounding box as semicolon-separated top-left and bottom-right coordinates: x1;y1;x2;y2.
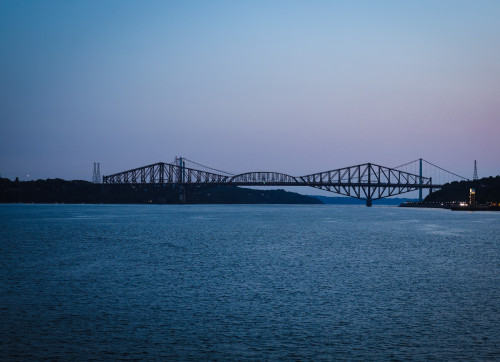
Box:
1;204;499;360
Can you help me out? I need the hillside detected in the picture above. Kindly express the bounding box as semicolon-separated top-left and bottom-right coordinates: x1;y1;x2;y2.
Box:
424;176;500;203
0;178;321;204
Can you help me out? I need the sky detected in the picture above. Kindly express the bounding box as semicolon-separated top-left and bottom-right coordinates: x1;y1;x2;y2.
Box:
1;0;499;185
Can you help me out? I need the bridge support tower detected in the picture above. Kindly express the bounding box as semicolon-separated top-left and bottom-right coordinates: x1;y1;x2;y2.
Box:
419;158;423;202
366;163;372;207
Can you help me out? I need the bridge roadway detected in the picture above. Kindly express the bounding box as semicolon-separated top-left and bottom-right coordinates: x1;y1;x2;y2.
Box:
103;161;442;206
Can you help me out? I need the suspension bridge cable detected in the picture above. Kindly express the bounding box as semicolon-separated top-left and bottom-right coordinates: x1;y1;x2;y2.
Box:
422;159;468;180
393;159;420;170
180;157;236;176
394;159;468;181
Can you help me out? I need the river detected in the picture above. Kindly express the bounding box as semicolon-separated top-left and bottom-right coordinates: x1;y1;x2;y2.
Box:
1;204;499;360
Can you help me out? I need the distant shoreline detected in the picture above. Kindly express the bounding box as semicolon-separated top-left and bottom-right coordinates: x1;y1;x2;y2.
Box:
0;177;418;206
399;202;500;211
0;178;320;205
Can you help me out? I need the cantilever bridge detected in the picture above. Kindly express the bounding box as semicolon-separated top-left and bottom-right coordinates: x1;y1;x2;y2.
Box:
103;158;468;206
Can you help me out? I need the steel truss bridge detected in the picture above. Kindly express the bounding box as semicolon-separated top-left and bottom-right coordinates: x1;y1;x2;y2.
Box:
103;158;468;206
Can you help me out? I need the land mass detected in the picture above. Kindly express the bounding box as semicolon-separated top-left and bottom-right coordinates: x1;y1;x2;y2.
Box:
424;175;500;203
400;175;500;209
314;196;417;205
0;178;321;204
6;176;498;206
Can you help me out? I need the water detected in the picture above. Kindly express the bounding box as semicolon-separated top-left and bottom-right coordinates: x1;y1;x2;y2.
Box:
1;204;499;360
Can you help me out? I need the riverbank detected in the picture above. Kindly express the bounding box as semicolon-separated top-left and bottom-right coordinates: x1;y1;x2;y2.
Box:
0;178;321;204
399;201;500;211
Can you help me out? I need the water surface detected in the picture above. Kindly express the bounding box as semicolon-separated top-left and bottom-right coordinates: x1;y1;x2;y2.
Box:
1;204;499;360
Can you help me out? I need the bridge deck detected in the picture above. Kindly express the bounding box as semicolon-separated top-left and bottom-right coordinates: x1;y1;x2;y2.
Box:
103;161;445;205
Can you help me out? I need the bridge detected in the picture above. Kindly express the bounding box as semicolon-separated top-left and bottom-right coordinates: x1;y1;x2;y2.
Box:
102;158;468;206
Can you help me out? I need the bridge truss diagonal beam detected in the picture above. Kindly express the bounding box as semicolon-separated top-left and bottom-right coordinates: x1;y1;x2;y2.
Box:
103;161;442;203
298;163;435;201
103;162;229;185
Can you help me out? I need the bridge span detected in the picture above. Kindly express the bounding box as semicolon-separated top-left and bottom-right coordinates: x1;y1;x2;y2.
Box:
103;158;467;206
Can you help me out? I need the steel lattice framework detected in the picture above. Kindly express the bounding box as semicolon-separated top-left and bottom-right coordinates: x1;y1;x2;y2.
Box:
103;162;440;206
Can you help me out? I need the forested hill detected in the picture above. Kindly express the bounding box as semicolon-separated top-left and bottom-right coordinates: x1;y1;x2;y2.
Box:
0;178;321;204
424;176;500;203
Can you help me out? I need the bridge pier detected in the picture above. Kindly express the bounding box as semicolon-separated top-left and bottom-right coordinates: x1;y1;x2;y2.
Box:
366;198;372;207
179;185;186;203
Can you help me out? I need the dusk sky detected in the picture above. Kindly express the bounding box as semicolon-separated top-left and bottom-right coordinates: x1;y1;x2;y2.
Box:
1;0;499;183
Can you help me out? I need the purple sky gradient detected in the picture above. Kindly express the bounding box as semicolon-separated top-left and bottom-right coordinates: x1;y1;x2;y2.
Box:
1;1;499;188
